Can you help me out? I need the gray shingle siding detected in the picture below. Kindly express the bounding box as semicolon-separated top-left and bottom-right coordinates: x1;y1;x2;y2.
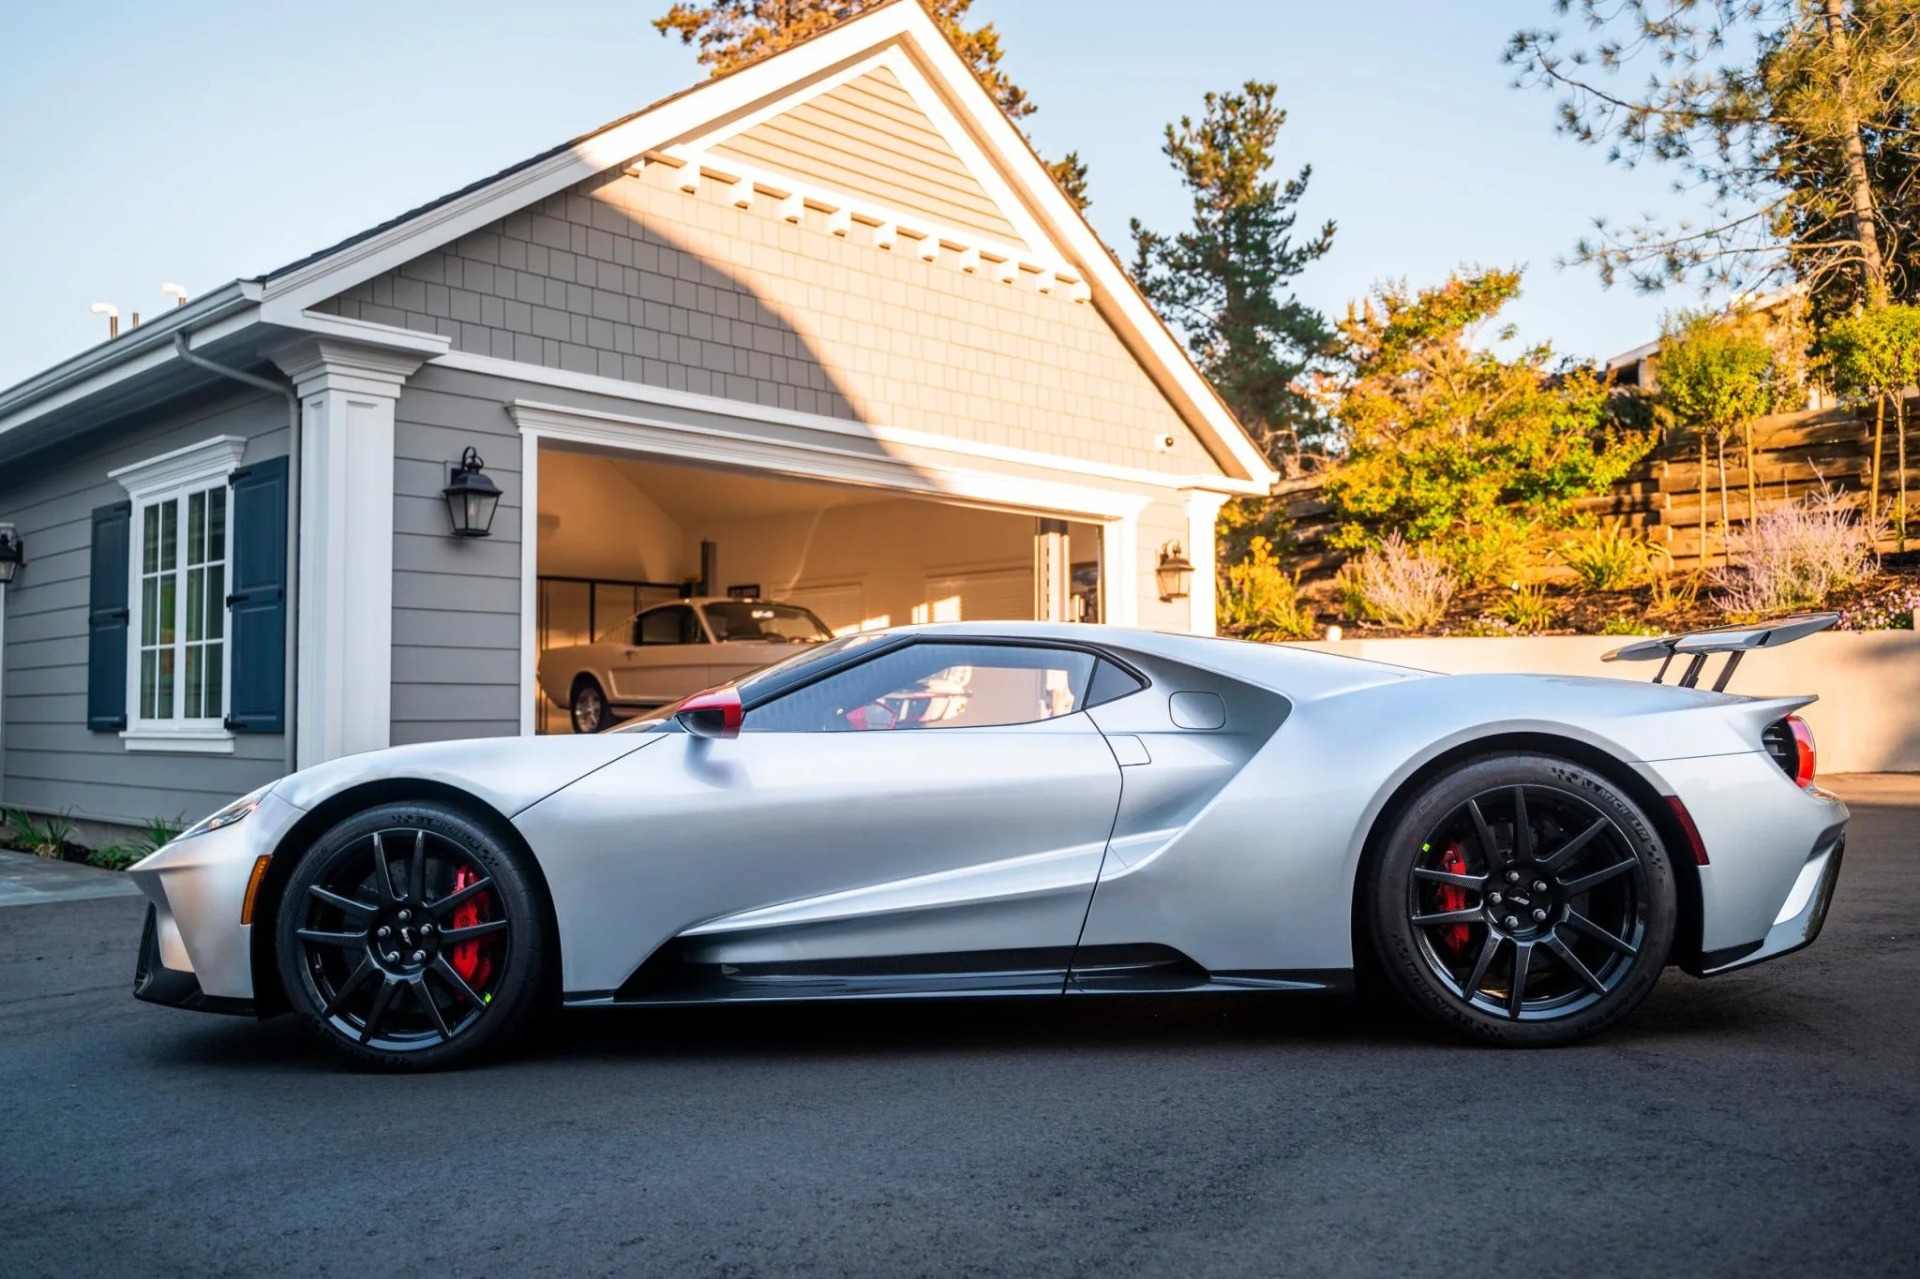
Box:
389;365;524;746
0;388;289;825
313;177;857;421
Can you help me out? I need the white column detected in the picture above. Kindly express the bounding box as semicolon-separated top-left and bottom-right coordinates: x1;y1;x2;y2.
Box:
0;582;7;774
1101;516;1139;627
270;339;423;767
1033;518;1071;621
1184;489;1228;637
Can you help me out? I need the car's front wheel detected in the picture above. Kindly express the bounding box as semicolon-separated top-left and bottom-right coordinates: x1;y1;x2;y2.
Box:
1367;755;1676;1047
570;677;612;734
276;801;551;1070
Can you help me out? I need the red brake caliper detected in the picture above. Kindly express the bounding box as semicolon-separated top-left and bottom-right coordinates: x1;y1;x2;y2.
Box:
449;866;494;997
1436;843;1471;956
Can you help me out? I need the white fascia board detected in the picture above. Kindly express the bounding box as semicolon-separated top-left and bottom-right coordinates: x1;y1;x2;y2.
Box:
434;348;1266;495
0;285;260;440
275;308;454;358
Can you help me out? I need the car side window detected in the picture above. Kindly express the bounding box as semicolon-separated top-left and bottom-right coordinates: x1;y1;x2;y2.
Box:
637;605;703;646
745;642;1097;733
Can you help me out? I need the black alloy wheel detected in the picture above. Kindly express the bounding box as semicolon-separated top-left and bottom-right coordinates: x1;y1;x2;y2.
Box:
277;801;550;1069
571;678;612;734
1368;755;1676;1046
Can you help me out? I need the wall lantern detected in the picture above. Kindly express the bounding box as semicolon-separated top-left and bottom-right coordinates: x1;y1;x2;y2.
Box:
1155;540;1194;602
0;523;24;585
442;447;501;538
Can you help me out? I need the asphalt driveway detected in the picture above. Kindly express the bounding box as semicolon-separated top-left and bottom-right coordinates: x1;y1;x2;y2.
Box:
2;776;1915;1278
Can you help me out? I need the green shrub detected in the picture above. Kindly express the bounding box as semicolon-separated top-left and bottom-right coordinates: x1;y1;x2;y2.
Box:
1218;536;1316;641
134;816;184;855
88;845;146;872
5;809;75;861
1490;584;1558;634
1323;268;1654;585
1559;521;1646;592
1599;615;1657;636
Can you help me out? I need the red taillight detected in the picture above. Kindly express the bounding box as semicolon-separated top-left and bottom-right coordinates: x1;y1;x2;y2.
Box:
1666;795;1710;866
1787;715;1816;789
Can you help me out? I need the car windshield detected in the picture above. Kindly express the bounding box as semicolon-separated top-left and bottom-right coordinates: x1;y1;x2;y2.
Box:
704;602;832;644
606;631;890;733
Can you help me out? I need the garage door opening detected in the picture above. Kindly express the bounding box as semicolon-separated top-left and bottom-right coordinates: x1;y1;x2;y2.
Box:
533;444;1104;732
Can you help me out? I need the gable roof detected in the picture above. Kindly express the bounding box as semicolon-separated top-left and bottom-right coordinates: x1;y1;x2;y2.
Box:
3;0;1277;489
707;64;1028;248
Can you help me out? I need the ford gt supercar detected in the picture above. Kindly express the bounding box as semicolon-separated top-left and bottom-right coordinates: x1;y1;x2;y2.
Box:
129;616;1849;1068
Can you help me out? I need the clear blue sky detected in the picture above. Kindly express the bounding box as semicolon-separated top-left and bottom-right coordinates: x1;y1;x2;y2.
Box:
0;0;1693;390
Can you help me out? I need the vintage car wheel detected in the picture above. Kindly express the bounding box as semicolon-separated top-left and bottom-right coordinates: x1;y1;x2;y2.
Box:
1367;755;1677;1047
276;801;551;1070
570;677;612;734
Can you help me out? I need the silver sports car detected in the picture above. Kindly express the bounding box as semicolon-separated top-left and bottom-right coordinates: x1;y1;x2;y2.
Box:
129;616;1848;1069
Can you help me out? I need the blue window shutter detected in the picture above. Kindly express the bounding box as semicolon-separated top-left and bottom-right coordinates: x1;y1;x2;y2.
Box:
226;456;288;734
87;502;133;731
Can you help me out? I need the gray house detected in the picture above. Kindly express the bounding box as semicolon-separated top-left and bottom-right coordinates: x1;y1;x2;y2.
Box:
0;3;1274;829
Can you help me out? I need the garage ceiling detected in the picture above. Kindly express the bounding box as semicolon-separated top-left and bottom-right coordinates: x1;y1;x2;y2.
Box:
608;455;898;521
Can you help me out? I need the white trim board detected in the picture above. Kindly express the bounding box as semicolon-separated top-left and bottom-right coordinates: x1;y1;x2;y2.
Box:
110;435;248;499
510;400;1156;522
434;349;1265;497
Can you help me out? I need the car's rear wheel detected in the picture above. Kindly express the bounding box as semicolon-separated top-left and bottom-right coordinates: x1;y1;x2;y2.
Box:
1367;755;1676;1047
570;677;611;734
276;801;551;1070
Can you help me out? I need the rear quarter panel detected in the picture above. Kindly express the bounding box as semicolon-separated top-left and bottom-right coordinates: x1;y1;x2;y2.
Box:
1081;671;1796;975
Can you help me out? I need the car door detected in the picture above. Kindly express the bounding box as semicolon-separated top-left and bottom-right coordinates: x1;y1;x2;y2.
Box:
527;639;1126;999
607;603;711;706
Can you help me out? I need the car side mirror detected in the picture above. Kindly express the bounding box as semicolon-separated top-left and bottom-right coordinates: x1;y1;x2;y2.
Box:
677;686;743;739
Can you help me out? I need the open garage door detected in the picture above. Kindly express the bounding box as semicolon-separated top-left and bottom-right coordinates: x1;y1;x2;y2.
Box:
533;445;1102;732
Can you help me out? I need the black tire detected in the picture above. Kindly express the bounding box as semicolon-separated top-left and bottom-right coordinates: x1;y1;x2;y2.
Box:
275;800;552;1070
1366;755;1676;1047
570;677;612;734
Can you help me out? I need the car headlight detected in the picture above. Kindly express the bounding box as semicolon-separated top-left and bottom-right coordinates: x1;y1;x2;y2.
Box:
177;785;275;841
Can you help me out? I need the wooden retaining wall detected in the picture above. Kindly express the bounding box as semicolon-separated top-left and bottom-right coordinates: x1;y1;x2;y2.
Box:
1278;395;1915;576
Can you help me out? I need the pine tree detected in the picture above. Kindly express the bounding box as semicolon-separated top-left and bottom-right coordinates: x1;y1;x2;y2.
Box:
1129;82;1335;470
653;0;1092;207
1506;1;1920;308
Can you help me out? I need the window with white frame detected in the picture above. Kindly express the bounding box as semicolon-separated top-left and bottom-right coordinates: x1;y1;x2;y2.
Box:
110;436;246;744
135;485;229;723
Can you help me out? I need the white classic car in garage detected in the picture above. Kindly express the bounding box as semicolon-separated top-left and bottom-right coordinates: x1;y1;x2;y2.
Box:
538;597;835;732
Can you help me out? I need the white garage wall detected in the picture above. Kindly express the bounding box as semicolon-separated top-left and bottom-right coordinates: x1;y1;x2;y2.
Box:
537;448;687;581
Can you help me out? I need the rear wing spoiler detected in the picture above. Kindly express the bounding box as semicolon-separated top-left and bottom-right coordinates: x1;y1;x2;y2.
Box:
1600;612;1839;690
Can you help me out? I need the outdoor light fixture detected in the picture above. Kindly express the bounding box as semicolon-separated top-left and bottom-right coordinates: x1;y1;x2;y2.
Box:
0;524;24;585
161;283;189;307
442;447;501;538
1155;541;1194;602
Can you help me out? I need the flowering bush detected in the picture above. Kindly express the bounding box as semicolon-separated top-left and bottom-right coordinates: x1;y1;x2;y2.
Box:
1715;487;1879;617
1339;533;1457;630
1837;583;1919;631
